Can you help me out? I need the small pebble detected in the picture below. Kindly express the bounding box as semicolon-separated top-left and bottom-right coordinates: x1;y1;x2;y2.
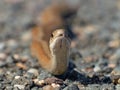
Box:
6;39;18;49
12;76;33;88
77;84;86;90
5;86;13;90
0;61;6;67
20;31;31;42
6;56;14;64
111;75;120;84
38;70;52;80
51;83;60;88
116;84;120;90
12;54;21;61
33;79;45;86
14;76;21;79
27;68;39;77
111;67;120;75
94;66;101;72
63;84;79;90
118;79;120;84
109;49;120;65
43;85;60;90
31;87;39;90
101;84;114;90
44;77;63;85
108;39;120;48
21;55;29;62
16;62;27;70
86;84;100;90
14;84;25;89
0;53;7;60
0;42;5;50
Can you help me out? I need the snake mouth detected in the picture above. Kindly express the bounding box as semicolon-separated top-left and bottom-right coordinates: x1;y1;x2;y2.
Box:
59;39;62;48
56;37;70;48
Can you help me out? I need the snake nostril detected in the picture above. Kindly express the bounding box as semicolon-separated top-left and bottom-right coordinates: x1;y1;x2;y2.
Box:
59;33;65;37
59;33;63;36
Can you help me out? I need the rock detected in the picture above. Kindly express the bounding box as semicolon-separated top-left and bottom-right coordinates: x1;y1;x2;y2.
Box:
16;62;27;70
14;84;25;89
0;61;6;67
77;84;86;90
6;56;14;64
111;67;120;75
5;72;14;82
94;58;108;72
86;84;100;90
21;55;29;62
100;76;112;84
44;77;63;85
33;79;45;86
12;54;21;62
33;77;63;87
109;49;120;66
31;87;39;90
116;84;120;90
25;72;35;79
93;66;101;72
6;39;18;50
111;75;120;84
14;76;21;79
108;39;120;48
101;84;114;90
26;68;39;78
0;42;5;50
38;70;52;80
63;84;79;90
43;85;60;90
0;53;7;60
67;69;88;85
12;76;33;88
20;31;31;43
5;86;13;90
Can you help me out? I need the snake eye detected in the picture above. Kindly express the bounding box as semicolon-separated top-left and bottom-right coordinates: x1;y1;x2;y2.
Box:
51;33;54;38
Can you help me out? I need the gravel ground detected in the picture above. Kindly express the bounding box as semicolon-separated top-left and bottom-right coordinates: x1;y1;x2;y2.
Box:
0;0;120;90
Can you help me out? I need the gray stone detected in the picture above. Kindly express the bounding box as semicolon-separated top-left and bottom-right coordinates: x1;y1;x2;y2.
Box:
5;86;13;90
6;56;14;64
101;84;114;90
0;53;7;60
0;61;6;67
6;39;18;50
0;42;5;50
12;76;33;88
116;84;120;90
31;87;39;90
111;67;120;75
86;84;100;90
27;68;39;77
63;84;79;90
38;70;52;80
14;84;25;89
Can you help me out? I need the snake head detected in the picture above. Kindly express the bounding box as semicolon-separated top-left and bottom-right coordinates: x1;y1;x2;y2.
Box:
49;29;71;52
